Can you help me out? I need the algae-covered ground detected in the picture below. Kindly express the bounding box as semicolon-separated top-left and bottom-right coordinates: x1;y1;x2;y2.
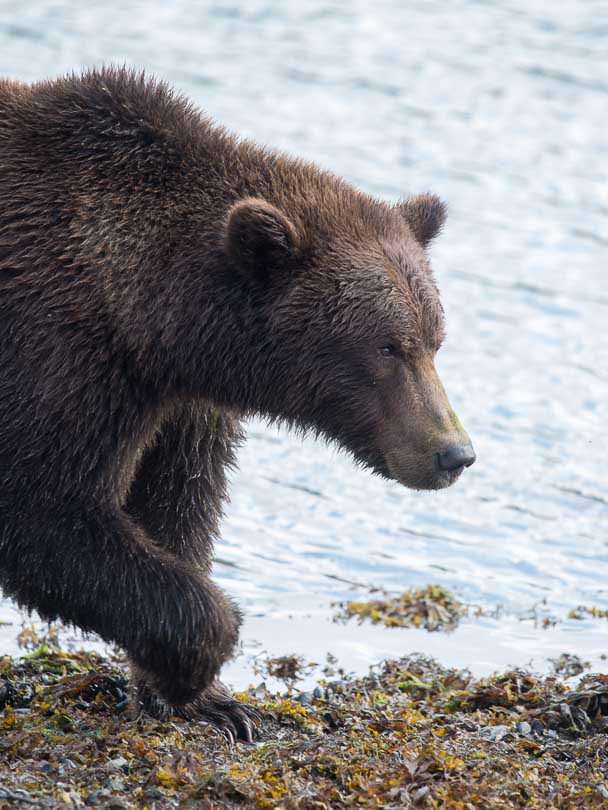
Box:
1;598;608;810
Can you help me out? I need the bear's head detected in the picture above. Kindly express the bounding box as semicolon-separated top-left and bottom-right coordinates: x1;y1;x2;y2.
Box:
223;190;475;491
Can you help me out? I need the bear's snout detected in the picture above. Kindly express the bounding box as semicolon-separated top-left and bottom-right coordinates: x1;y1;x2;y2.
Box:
384;435;474;491
377;356;475;491
434;443;476;473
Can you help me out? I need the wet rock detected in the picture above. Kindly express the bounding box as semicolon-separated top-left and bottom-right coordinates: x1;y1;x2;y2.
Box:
251;682;269;700
56;783;83;806
143;787;164;800
597;785;608;800
85;790;111;806
413;785;431;804
481;724;510;742
105;756;129;773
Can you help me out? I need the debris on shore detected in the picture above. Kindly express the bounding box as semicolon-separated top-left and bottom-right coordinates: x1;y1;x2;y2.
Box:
335;584;466;631
1;632;608;808
569;605;608;621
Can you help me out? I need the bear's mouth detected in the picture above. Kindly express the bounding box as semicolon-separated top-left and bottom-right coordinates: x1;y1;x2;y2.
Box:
432;465;465;490
400;465;464;491
381;451;471;491
347;441;474;492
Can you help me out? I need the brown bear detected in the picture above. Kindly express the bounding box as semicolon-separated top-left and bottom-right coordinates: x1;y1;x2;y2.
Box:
0;68;475;741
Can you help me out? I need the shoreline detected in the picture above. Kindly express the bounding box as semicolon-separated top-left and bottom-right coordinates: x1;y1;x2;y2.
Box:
1;632;607;809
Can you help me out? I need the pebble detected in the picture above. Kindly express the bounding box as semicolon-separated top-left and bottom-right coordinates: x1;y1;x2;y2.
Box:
251;682;269;700
481;724;510;742
516;721;531;735
144;788;164;800
413;785;430;803
85;790;111;806
105;756;129;773
55;784;83;806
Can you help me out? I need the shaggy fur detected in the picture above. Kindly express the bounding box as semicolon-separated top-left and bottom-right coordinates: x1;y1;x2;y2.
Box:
0;68;473;739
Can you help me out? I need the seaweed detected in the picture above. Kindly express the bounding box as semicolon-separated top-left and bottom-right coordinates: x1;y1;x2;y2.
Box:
569;606;608;621
335;584;466;631
0;636;607;808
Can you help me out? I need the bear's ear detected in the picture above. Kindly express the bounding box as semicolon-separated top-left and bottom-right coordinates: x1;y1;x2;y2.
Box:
225;198;300;279
399;193;448;248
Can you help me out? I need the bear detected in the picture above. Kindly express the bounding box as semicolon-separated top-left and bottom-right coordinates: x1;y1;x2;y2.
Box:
0;68;475;741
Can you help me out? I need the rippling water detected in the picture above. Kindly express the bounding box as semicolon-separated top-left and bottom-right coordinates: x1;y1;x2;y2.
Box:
0;1;606;687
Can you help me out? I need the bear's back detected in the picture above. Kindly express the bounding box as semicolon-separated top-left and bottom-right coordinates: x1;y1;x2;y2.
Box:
0;69;205;169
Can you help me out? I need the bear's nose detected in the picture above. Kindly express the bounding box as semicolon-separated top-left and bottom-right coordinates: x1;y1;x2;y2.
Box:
435;444;476;472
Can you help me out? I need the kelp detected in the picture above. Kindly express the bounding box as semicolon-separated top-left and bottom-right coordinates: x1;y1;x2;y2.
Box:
0;634;607;808
335;584;466;631
569;605;608;621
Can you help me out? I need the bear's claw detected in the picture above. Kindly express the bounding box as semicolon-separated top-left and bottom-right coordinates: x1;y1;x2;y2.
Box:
131;675;261;743
174;680;261;744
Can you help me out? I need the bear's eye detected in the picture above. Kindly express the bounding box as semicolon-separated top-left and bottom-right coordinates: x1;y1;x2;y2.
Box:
379;344;397;358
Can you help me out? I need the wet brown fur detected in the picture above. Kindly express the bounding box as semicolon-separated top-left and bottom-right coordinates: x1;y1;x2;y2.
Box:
0;68;470;737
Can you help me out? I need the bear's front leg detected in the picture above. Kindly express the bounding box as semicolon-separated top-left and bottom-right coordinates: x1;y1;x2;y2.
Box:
130;666;260;744
125;405;258;740
0;505;240;713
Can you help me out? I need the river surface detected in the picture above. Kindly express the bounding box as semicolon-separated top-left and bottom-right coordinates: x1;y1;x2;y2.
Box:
0;1;606;689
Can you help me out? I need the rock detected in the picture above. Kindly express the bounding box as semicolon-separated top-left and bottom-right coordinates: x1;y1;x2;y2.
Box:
413;785;430;803
84;791;108;806
55;784;83;806
481;724;510;742
143;787;164;800
251;682;269;700
597;785;608;800
105;756;129;773
517;721;531;735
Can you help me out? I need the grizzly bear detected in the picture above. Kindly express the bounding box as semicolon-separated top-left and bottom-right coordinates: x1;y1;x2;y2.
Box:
0;68;475;741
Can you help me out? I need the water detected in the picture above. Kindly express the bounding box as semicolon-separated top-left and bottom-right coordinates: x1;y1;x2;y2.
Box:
0;1;606;688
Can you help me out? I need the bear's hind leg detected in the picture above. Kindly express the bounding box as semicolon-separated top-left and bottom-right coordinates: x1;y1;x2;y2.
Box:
126;405;258;741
